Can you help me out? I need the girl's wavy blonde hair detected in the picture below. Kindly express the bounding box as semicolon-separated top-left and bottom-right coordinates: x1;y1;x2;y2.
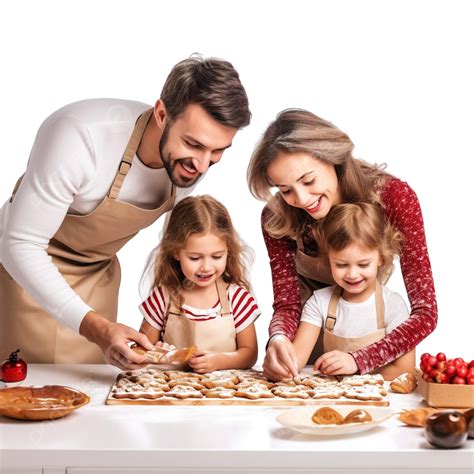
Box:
150;195;251;308
316;202;403;281
247;109;388;239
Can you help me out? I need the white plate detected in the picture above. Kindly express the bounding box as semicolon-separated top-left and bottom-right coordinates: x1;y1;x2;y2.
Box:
276;405;394;436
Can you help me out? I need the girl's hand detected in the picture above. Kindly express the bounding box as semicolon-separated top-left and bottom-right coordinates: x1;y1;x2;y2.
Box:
313;350;358;375
188;348;220;373
263;335;299;381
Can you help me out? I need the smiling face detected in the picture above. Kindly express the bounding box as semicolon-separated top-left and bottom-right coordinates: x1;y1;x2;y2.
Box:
159;103;237;188
177;231;228;289
267;152;342;220
328;243;382;303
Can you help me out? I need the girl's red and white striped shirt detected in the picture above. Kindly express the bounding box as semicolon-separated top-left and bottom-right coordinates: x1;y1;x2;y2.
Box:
139;283;260;334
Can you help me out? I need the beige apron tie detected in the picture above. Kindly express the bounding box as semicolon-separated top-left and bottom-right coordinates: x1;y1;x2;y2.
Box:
294;232;335;362
163;278;237;352
323;280;386;353
1;107;177;363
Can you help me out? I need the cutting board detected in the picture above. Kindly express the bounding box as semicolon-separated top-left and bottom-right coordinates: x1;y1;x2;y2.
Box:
106;395;389;406
106;368;389;406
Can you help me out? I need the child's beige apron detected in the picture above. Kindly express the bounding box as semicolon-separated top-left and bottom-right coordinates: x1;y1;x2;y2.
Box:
323;280;386;353
294;234;389;362
162;278;237;352
0;108;176;364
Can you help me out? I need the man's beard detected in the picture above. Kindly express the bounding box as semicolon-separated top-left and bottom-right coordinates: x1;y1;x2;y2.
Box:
159;123;201;188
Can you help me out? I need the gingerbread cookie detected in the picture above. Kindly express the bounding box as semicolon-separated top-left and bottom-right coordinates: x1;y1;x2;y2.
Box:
234;386;275;399
202;387;237;399
237;379;274;389
166;384;203;399
168;379;205;390
271;385;311;399
310;386;345;399
343;386;384;401
342;374;384;386
164;370;203;381
201;378;238;390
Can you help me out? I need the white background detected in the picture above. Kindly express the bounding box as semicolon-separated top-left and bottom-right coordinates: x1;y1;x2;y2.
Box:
1;0;472;363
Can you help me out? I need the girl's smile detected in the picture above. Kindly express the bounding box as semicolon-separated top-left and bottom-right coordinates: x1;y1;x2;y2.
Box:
329;243;382;303
177;232;228;289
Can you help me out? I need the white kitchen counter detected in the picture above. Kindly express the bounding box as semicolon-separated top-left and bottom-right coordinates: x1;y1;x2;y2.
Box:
0;364;473;474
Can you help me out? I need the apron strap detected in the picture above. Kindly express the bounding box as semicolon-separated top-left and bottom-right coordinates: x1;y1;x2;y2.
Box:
161;292;181;341
216;278;231;317
325;281;386;333
109;108;154;199
325;286;342;331
374;279;385;330
163;278;231;330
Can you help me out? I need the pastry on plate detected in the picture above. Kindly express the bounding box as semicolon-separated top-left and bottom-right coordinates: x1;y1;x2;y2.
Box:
311;407;344;425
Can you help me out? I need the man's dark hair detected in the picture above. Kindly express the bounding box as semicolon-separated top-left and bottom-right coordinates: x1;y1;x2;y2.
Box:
160;54;251;129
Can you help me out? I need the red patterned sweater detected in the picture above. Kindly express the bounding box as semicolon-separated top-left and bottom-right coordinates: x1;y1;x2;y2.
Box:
262;177;437;374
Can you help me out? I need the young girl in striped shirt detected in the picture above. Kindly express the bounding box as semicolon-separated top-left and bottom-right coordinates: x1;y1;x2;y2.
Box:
138;195;259;373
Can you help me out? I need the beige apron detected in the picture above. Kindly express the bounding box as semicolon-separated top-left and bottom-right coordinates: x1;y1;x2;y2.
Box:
163;278;237;352
323;280;386;353
294;233;389;361
0;108;176;363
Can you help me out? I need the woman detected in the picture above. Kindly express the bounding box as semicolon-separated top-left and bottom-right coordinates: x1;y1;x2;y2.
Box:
247;109;437;380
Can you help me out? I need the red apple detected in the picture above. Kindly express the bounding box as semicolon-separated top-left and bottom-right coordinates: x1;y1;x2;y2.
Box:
436;372;450;384
420;361;430;374
457;365;468;378
422;372;433;382
445;364;457;378
421;353;431;362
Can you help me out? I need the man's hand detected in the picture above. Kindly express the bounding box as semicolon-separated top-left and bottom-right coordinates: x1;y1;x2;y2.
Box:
79;311;154;369
188;348;220;374
262;335;299;381
313;350;358;375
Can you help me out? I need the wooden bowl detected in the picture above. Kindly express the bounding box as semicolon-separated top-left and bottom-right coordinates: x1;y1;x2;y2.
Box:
0;385;90;421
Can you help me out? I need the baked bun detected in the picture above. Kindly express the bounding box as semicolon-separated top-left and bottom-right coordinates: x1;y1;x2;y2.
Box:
343;409;372;424
390;373;417;394
311;407;344;425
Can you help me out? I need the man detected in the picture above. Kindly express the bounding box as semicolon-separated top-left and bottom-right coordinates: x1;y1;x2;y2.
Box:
0;55;250;369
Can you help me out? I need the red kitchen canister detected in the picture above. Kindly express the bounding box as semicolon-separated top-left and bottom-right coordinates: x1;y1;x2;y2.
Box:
1;349;27;383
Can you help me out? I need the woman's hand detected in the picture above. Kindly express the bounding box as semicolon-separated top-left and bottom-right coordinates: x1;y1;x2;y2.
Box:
188;348;220;373
313;350;358;375
263;335;299;381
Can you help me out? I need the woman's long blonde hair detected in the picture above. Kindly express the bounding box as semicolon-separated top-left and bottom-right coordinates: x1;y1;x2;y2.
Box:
247;109;388;239
316;202;403;280
150;195;251;307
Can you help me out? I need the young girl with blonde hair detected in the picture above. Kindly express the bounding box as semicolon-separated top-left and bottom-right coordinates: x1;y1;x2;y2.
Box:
138;195;259;373
292;202;415;380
